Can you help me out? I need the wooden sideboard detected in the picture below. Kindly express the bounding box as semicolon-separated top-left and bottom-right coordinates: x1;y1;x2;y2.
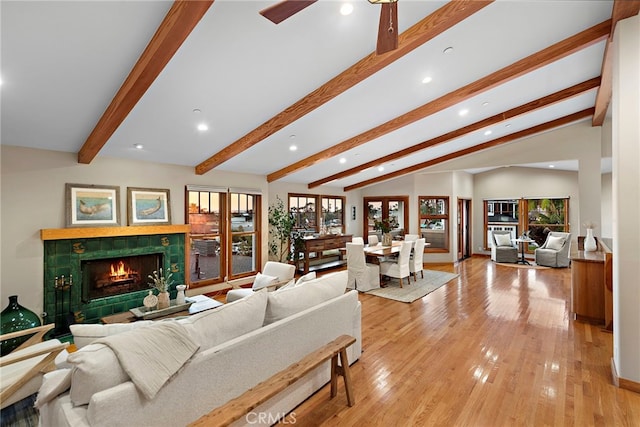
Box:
570;238;613;330
300;234;352;274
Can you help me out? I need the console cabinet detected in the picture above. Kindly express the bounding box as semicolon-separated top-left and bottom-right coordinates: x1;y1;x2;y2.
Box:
300;234;352;274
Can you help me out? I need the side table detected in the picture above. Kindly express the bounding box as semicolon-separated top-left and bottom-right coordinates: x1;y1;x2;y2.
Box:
512;238;534;265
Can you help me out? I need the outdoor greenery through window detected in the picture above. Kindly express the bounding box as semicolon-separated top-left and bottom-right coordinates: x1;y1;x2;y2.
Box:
418;196;449;251
364;197;408;243
187;187;260;286
288;193;345;235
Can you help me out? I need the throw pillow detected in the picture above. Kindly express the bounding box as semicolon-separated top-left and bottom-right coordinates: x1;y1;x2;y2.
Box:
546;235;565;251
295;271;316;286
70;321;154;349
251;272;278;291
264;270;347;325
494;233;512;247
67;343;130;406
35;368;72;409
179;289;268;351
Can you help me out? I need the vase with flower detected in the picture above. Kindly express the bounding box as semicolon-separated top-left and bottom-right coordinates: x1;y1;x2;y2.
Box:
148;268;173;309
374;217;397;246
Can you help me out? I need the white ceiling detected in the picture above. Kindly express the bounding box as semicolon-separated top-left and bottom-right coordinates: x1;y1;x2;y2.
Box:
1;0;616;189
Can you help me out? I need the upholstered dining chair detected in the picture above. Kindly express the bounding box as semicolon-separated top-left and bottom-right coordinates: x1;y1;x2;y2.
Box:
351;236;364;245
226;261;295;303
490;230;518;263
409;238;426;281
346;242;380;292
367;234;379;246
535;232;571;267
404;234;419;242
379;241;412;288
0;324;68;410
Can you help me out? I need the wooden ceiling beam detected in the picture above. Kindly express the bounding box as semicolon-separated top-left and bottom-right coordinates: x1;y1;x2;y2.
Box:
308;77;600;188
77;0;214;164
592;0;640;126
268;19;611;183
195;0;494;175
344;108;595;191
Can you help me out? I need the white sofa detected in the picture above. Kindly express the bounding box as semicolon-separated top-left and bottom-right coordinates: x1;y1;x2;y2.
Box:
37;271;361;427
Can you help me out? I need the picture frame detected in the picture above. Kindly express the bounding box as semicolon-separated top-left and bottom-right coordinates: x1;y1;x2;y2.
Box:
127;187;171;226
65;183;120;227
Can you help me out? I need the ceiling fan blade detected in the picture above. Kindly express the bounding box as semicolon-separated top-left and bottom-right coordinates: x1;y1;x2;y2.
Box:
259;0;318;24
376;2;398;55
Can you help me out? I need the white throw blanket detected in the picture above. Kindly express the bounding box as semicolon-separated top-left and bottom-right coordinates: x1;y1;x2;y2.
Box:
95;322;199;399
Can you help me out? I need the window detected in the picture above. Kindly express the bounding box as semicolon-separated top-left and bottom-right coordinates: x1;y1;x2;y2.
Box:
186;187;261;287
364;196;408;240
483;198;569;251
419;196;449;252
288;193;345;235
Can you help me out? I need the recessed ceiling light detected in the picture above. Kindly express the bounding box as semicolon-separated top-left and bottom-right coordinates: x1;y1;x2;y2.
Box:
289;145;297;151
197;123;208;131
133;143;144;150
193;108;201;113
458;109;469;116
482;102;489;107
378;166;385;172
484;130;492;136
548;165;555;168
505;123;512;128
422;76;433;84
443;47;454;54
340;3;353;15
339;157;347;164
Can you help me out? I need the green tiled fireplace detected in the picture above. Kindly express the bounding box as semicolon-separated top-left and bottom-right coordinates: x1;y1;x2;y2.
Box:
41;226;189;334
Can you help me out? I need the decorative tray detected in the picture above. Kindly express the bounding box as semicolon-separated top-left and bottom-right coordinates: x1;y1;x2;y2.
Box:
130;300;193;320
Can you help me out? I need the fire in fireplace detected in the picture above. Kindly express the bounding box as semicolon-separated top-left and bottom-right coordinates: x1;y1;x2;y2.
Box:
81;253;163;302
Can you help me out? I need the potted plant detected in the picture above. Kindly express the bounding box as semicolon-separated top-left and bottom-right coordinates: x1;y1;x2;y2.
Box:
374;217;397;246
148;267;173;309
268;196;297;263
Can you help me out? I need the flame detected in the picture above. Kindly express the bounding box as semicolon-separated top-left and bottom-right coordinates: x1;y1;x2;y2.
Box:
109;260;131;280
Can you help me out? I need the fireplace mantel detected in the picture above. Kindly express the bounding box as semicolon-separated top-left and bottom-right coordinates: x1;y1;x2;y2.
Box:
41;225;190;241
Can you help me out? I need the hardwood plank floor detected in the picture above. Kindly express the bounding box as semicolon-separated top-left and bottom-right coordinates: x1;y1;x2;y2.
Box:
277;256;640;426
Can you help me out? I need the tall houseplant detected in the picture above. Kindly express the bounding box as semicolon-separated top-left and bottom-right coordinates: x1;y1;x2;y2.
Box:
268;196;296;263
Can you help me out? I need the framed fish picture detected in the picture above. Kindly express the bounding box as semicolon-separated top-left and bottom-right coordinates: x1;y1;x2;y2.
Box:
65;183;120;227
127;187;171;226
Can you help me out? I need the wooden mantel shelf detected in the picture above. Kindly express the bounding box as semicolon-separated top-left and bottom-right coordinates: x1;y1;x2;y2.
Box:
41;225;191;241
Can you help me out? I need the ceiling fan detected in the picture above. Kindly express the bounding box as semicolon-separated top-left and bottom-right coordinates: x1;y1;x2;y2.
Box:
259;0;399;55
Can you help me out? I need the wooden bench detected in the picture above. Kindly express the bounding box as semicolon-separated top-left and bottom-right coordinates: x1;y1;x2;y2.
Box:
189;334;356;427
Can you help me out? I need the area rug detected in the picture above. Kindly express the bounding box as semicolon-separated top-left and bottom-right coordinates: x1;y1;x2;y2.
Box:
496;262;550;270
366;270;459;303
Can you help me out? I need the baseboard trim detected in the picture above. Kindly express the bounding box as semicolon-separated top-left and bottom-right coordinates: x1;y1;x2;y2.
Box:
611;357;640;394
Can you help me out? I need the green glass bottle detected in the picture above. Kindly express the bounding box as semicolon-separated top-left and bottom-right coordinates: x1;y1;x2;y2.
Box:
1;295;42;355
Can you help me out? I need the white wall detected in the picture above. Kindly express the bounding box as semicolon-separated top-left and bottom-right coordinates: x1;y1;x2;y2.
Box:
0;145;269;315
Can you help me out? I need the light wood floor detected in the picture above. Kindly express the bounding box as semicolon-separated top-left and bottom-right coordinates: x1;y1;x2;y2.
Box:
277;256;640;426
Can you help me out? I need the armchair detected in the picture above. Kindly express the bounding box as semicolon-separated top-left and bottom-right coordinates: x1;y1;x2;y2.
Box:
0;324;68;409
490;230;518;263
225;261;295;303
535;232;571;267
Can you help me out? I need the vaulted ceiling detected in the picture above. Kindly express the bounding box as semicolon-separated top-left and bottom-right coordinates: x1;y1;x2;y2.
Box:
2;1;638;190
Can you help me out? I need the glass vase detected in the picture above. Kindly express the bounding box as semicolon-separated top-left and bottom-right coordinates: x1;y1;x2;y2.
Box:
1;295;42;355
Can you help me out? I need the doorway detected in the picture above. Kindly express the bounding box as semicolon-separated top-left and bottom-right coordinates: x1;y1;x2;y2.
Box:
457;198;471;261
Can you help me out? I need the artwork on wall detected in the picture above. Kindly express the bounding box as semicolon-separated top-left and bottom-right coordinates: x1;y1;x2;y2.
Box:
127;187;171;226
65;183;120;227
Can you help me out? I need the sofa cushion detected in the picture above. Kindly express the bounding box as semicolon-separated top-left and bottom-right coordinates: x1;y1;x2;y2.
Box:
264;270;347;325
179;289;268;351
67;343;129;406
70;321;154;349
546;235;565;251
252;272;278;291
295;271;316;286
35;368;72;409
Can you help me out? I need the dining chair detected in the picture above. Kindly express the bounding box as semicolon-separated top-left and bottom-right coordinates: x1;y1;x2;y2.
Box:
346;243;380;292
409;238;426;281
379;241;412;288
367;234;379;246
404;234;419;242
351;236;364;245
